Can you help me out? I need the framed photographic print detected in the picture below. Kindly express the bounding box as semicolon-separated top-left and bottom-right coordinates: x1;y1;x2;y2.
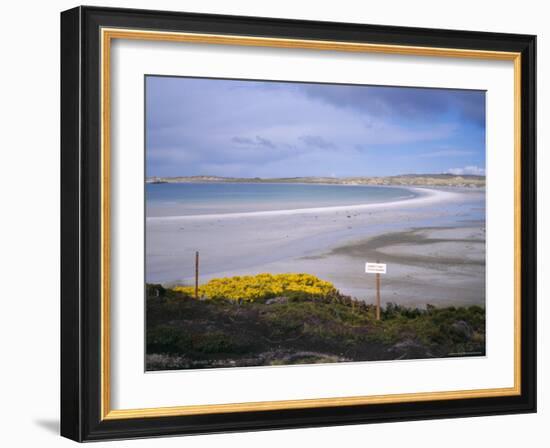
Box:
60;6;536;442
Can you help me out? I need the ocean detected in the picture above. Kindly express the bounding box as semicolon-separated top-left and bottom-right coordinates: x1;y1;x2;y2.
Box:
145;182;485;307
146;182;418;217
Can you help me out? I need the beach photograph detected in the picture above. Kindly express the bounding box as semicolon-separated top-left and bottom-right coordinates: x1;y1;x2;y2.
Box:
145;76;486;371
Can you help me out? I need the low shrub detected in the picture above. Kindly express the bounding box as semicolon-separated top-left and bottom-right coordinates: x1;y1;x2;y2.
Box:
172;273;337;302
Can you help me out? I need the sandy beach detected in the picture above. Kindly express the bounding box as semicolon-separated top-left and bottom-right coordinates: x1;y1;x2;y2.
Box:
146;186;485;308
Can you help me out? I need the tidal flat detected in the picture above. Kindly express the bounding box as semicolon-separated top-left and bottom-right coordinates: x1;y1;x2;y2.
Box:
146;186;485;308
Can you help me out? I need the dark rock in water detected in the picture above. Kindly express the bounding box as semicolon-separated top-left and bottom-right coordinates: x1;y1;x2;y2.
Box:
265;296;289;305
389;338;432;359
451;320;474;340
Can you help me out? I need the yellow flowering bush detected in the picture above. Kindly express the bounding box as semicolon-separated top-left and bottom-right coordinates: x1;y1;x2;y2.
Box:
173;273;337;302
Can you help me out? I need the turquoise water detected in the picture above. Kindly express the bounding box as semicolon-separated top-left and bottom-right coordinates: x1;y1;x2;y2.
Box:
146;182;418;217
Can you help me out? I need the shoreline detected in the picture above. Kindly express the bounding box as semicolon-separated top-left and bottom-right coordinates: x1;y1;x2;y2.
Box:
146;186;485;307
147;186;461;221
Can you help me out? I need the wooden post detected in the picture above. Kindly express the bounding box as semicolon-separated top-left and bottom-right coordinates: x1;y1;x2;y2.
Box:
375;272;381;321
365;260;385;320
195;251;199;299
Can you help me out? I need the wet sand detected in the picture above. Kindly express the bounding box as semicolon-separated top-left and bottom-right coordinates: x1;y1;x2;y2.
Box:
323;226;485;307
146;187;485;307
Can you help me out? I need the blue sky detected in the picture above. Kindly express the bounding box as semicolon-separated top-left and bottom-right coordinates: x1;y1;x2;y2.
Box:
146;76;485;178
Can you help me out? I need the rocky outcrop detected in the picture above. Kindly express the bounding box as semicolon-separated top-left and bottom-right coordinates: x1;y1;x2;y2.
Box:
388;338;434;359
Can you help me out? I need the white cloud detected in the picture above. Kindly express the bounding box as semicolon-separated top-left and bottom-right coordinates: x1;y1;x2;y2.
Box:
447;165;485;175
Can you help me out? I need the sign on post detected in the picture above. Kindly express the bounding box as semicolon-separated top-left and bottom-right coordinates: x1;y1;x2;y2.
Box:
365;262;387;274
365;262;387;320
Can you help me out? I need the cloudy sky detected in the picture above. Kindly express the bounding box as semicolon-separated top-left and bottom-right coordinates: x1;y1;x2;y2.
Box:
146;76;486;178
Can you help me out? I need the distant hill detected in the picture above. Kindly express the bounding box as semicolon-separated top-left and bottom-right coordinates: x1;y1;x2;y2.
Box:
146;174;485;188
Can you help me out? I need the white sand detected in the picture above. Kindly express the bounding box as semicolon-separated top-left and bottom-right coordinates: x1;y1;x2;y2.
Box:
146;187;485;307
147;187;458;221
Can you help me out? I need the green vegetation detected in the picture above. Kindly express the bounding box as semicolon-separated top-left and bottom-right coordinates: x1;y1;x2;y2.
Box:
173;273;337;302
146;275;485;371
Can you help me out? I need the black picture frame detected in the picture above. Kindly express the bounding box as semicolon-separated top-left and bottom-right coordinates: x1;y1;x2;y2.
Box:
61;5;536;442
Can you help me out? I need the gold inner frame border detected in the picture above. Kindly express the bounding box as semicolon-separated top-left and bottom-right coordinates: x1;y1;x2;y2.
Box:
99;27;522;421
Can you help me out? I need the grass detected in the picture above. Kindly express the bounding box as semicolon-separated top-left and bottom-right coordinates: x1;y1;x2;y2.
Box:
145;275;485;370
